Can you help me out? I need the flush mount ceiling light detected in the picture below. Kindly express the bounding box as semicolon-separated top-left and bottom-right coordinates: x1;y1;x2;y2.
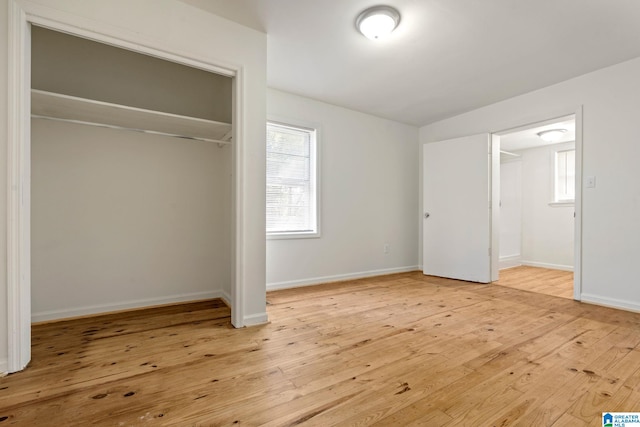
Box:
356;5;401;40
537;128;567;143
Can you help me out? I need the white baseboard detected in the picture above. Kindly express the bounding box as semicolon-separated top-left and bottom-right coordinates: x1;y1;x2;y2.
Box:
266;265;420;291
0;358;7;376
31;290;223;323
521;260;574;272
499;255;522;270
581;293;640;314
243;312;269;326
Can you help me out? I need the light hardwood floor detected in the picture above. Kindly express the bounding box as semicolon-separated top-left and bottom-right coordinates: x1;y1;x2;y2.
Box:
1;270;639;426
495;265;574;299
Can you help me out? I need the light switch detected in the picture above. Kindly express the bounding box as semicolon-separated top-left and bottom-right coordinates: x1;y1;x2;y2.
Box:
586;176;596;188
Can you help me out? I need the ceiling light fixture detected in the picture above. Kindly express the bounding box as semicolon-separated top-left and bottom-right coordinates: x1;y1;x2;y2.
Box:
537;128;567;143
356;6;401;40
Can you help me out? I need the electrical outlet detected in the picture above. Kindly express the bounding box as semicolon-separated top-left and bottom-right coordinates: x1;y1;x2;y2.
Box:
383;243;390;254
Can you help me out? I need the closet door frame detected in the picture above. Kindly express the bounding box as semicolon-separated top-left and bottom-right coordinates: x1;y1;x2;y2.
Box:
7;0;248;373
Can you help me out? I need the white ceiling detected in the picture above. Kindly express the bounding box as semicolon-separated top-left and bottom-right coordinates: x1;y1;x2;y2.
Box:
181;0;640;127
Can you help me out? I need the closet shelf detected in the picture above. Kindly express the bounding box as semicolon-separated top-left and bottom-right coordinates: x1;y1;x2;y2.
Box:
31;89;232;145
500;150;521;158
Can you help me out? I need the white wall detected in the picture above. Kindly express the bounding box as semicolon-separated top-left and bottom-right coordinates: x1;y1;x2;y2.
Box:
1;0;266;372
31;119;231;321
499;159;522;268
420;55;640;312
520;144;574;270
266;89;419;289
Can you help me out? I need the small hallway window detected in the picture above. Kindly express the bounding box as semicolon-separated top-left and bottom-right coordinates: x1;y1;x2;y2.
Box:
554;148;575;203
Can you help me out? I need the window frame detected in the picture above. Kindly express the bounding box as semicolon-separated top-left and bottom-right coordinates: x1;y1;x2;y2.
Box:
266;118;321;240
549;142;576;207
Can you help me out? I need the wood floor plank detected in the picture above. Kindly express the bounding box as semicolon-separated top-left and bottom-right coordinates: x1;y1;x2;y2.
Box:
1;267;639;425
551;412;591;426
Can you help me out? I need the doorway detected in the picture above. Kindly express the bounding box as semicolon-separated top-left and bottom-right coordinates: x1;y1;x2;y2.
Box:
495;115;578;299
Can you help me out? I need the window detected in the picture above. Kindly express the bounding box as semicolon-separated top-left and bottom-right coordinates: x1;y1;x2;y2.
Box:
553;148;575;203
266;121;319;238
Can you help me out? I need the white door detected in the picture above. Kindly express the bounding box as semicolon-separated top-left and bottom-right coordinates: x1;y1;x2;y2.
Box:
423;134;494;283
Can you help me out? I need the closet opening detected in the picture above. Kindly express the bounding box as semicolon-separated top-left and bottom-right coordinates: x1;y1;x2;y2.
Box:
8;2;256;373
6;24;237;373
30;26;234;322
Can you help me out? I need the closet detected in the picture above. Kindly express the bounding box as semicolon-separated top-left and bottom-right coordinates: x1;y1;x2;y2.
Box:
30;26;233;322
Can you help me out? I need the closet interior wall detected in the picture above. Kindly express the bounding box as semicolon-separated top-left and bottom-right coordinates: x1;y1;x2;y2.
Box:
30;26;233;322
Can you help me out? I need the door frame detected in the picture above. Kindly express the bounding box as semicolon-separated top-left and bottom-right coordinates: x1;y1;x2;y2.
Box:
492;107;583;301
7;0;247;372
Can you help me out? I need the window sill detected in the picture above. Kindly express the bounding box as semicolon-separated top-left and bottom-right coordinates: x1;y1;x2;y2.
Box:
267;231;321;240
548;201;574;207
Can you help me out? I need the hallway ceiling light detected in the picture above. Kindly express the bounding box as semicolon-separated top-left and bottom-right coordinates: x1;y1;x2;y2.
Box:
356;6;401;40
537;128;567;142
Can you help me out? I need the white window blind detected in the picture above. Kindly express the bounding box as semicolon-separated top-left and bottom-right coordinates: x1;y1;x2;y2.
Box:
266;122;318;236
555;149;575;202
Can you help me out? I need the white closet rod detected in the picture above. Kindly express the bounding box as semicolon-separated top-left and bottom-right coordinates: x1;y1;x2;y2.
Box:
31;114;232;145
